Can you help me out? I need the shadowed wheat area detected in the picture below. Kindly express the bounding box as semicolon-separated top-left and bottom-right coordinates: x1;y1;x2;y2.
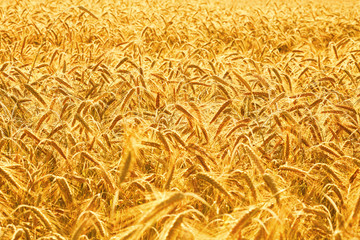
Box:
1;0;360;239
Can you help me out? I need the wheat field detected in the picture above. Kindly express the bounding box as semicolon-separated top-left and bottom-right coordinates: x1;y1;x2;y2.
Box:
1;0;360;239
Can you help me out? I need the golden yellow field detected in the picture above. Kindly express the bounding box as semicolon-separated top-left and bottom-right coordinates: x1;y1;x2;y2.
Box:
1;0;360;239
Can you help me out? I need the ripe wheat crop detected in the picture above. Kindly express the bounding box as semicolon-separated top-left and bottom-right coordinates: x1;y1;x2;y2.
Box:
0;0;360;239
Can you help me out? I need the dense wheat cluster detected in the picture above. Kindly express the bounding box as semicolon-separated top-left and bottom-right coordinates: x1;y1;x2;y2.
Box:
1;0;360;239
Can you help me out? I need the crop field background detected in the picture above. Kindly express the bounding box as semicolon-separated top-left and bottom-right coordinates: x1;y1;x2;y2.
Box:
1;0;360;239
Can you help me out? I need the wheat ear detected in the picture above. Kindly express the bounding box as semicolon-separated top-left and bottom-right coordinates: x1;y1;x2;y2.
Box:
196;173;231;199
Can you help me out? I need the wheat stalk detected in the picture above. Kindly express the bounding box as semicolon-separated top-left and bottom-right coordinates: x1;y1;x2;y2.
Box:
78;6;99;19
